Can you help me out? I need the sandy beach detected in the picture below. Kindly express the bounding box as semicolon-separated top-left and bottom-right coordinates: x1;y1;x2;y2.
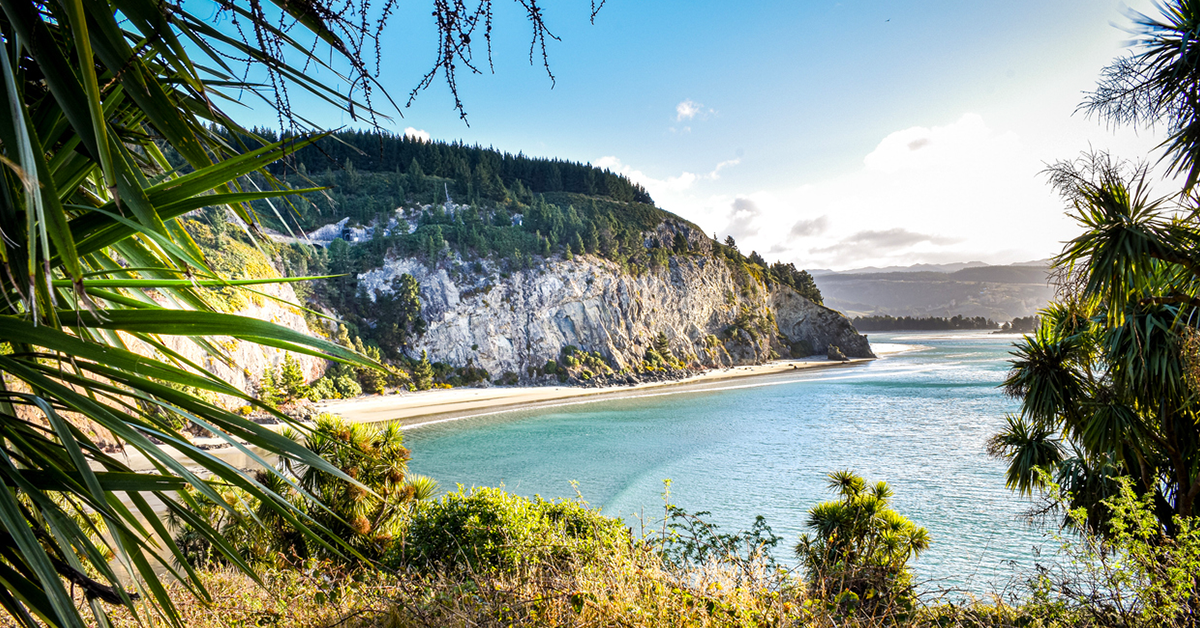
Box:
319;356;873;429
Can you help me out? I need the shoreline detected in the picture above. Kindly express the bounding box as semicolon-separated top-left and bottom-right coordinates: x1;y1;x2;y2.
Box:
122;356;876;473
319;356;874;429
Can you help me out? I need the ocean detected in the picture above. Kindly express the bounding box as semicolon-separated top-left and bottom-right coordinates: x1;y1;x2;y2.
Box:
404;331;1052;594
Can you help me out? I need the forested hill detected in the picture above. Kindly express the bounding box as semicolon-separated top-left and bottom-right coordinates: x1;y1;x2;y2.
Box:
203;128;826;308
180;128;843;388
260;128;652;205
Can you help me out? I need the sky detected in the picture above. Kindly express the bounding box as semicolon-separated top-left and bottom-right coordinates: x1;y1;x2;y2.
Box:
229;0;1172;270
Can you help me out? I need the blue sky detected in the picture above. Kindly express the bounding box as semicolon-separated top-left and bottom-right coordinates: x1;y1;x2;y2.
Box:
233;0;1169;270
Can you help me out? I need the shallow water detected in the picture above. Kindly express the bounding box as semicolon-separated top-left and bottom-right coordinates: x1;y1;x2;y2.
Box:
404;331;1051;594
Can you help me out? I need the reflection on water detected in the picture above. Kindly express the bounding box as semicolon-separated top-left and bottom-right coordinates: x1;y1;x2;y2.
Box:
404;331;1047;594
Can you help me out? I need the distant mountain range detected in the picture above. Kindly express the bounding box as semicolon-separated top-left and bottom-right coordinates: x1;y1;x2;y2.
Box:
809;259;1051;276
813;261;1055;321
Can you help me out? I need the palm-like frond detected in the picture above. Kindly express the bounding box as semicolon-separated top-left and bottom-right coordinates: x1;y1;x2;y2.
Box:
794;471;928;616
1012;136;1200;530
1082;0;1200;189
987;414;1064;496
0;0;397;625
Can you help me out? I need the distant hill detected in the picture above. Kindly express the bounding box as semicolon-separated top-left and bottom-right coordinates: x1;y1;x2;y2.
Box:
813;262;1054;320
809;261;990;276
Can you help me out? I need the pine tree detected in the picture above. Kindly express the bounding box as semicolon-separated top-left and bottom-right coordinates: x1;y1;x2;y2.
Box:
279;353;308;401
353;337;388;394
672;231;690;254
654;332;676;365
586;225;600;254
414;350;434;390
259;366;281;408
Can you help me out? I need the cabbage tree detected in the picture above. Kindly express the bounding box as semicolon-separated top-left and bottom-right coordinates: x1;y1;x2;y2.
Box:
991;154;1200;534
992;0;1200;536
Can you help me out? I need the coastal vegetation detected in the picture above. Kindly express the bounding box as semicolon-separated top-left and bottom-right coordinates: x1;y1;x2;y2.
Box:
989;1;1200;537
3;0;1200;624
237;132;826;365
88;456;1200;628
180;141;833;391
0;0;412;623
0;0;608;624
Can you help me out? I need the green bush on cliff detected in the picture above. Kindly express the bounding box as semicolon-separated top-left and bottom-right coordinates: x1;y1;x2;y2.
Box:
306;372;362;399
559;345;615;378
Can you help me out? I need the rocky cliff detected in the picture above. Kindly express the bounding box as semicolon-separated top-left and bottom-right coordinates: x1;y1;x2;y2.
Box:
359;253;872;381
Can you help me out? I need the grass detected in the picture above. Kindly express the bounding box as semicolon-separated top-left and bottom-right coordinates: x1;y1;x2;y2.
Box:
93;545;803;627
77;545;1125;628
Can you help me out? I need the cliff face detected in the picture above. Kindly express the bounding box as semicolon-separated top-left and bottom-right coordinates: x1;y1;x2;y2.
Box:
359;253;872;380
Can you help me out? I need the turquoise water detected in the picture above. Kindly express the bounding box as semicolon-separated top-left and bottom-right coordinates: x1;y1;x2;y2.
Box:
404;331;1049;594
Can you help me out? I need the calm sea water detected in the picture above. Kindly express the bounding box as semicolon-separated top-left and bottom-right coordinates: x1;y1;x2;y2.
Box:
404;331;1051;593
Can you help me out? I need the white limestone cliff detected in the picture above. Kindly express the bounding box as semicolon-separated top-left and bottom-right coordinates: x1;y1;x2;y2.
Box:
358;253;872;381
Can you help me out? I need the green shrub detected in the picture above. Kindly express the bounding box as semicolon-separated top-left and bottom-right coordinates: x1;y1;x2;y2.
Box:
1024;477;1200;628
279;353;308;400
258;365;281;407
306;376;338;400
413;350;434;390
392;487;627;572
306;371;363;401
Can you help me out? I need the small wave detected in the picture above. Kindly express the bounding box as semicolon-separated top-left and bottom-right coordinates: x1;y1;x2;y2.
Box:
872;342;930;356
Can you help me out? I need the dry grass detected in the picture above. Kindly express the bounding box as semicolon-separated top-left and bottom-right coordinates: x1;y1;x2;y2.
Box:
83;541;811;628
11;550;1104;628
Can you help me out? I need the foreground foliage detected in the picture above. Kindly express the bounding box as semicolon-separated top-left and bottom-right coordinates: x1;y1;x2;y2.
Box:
0;0;608;623
172;415;436;567
991;0;1200;536
796;471;931;620
0;0;391;623
83;474;1200;628
392;486;627;573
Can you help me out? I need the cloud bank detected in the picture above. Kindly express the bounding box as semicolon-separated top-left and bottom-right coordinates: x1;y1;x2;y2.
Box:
608;113;1087;270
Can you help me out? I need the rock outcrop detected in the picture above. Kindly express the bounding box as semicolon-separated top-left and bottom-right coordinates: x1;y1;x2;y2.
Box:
359;253;872;381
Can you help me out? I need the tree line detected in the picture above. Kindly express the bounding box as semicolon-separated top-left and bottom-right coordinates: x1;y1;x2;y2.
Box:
851;314;999;331
257;128;652;206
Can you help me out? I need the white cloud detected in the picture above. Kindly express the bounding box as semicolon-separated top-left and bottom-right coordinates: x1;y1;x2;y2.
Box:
404;127;430;142
676;99;703;121
810;228;960;254
789;215;829;238
671;99;717;131
724;198;762;241
596;155;736;197
709;159;740;179
630;113;1096;270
